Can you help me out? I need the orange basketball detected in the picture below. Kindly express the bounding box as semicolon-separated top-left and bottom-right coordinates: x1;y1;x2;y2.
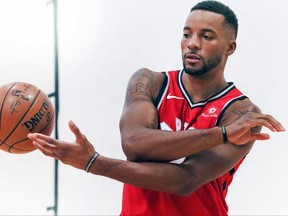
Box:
0;82;55;154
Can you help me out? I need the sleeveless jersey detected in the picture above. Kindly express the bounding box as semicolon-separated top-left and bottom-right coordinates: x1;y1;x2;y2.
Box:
121;70;248;216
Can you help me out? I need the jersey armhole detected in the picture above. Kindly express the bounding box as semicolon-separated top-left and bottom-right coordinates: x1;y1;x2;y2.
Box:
154;72;168;107
215;95;248;126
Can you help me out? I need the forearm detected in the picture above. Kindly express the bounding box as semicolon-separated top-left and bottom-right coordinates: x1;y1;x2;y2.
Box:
121;126;223;162
88;155;195;195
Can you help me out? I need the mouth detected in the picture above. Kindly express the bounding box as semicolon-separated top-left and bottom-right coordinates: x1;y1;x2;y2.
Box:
184;53;202;64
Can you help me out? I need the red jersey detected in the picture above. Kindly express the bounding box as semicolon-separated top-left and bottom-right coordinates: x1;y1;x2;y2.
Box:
121;70;248;216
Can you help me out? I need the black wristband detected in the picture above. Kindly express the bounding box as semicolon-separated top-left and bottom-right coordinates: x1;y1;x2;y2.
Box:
85;152;100;172
221;126;228;144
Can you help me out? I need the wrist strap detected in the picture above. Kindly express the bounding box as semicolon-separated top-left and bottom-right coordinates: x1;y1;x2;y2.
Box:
221;126;228;144
85;152;100;172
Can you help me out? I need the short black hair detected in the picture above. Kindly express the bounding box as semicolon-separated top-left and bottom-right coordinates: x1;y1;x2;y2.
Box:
191;0;238;39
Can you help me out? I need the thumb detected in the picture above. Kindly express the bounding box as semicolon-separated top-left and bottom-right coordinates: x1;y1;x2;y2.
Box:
68;120;86;141
249;133;270;141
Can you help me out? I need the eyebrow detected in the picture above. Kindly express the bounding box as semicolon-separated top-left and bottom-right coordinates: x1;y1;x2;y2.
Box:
201;28;216;34
183;26;216;34
183;26;190;31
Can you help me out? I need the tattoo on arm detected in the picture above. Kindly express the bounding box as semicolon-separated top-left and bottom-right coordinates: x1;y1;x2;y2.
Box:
232;110;250;116
232;105;260;117
125;70;159;129
233;108;262;134
126;70;154;104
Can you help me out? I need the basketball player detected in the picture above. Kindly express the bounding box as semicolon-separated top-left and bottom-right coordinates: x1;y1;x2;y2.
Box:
28;1;285;215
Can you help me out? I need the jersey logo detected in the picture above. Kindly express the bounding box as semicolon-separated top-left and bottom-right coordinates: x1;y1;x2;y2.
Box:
160;118;193;165
160;118;194;131
167;93;184;100
201;106;218;118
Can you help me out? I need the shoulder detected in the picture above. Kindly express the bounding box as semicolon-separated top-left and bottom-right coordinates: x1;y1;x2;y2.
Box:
129;68;165;82
128;68;167;100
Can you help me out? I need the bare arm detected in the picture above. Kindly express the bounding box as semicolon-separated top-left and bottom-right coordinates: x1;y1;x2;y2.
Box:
28;107;284;196
92;142;252;196
120;68;284;162
26;118;267;196
120;68;225;162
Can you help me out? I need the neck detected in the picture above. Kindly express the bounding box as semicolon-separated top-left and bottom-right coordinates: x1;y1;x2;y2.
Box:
182;69;228;103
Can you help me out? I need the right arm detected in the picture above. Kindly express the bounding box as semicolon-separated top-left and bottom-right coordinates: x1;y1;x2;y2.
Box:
120;68;223;162
119;68;283;162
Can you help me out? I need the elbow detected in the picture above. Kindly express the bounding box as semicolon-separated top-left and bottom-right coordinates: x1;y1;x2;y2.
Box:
178;187;198;197
121;136;143;162
174;182;197;197
120;121;146;162
172;173;203;197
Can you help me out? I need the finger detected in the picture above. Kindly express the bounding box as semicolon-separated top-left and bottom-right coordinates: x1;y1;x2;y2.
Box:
250;113;285;132
244;112;285;132
248;118;281;132
28;133;59;147
68;120;86;141
27;135;58;158
27;133;60;153
32;139;56;158
261;115;285;132
68;120;80;135
249;133;270;141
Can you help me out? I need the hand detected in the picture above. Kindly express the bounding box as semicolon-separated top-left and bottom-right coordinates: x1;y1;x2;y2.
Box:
27;120;96;170
226;112;285;145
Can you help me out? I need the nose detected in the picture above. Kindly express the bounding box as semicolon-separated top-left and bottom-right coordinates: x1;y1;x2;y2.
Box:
187;35;201;50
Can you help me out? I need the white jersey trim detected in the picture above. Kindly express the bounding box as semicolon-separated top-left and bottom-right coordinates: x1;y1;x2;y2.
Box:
156;71;170;110
178;69;236;108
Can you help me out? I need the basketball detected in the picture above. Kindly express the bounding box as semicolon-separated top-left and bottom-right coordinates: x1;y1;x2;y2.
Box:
0;82;55;154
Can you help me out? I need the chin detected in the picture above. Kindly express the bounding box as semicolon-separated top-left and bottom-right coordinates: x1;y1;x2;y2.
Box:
184;67;208;77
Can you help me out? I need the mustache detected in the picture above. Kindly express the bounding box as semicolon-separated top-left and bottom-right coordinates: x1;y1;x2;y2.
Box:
184;52;203;60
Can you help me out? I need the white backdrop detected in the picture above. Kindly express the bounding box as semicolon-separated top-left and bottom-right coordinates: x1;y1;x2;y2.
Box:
0;0;287;215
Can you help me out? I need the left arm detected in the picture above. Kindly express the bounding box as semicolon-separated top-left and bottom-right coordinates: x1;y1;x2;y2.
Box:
27;121;250;195
27;113;284;195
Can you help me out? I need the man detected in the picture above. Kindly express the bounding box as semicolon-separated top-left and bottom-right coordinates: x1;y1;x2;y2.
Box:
28;1;285;215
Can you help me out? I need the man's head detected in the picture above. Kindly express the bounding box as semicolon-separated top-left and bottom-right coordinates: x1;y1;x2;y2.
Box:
181;0;238;77
191;0;238;39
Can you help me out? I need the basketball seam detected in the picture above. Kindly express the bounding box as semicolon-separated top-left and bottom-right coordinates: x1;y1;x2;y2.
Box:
0;82;18;130
0;89;41;149
8;108;55;152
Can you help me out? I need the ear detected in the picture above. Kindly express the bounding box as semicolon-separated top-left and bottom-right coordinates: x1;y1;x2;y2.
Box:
226;40;236;56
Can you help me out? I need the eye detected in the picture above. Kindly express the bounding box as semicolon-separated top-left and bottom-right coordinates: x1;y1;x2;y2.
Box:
183;33;191;39
202;34;213;40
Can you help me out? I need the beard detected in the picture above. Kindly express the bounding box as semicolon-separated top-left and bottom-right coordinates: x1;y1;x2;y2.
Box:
183;53;222;77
